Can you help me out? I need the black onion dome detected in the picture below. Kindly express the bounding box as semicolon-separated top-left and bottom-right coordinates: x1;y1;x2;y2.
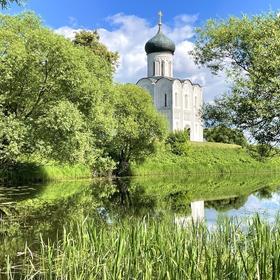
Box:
145;28;175;55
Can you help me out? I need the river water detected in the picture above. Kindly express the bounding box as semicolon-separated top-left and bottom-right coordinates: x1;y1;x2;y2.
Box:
1;174;280;261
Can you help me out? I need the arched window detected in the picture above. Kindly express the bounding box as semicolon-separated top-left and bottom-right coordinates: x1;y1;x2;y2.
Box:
175;92;178;107
164;93;168;107
161;60;165;76
194;96;198;108
153;61;156;76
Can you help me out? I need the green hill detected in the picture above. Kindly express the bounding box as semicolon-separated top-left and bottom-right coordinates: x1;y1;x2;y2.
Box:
132;142;280;176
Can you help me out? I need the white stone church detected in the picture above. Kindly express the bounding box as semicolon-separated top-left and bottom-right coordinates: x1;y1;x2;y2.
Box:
136;13;203;142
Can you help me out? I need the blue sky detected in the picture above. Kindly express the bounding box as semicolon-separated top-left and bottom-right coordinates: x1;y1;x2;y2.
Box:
3;1;280;100
5;0;280;29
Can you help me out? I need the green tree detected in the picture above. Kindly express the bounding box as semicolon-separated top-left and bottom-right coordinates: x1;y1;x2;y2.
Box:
0;0;22;8
204;125;247;146
34;101;94;164
0;12;169;177
106;84;167;176
191;13;280;148
73;30;119;75
0;12;112;165
0;111;26;167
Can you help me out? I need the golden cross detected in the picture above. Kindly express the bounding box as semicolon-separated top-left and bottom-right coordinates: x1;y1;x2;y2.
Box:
158;11;163;25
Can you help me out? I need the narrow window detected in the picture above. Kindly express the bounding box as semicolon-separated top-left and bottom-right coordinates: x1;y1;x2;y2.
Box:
161;60;165;76
164;93;167;107
194;96;197;108
169;61;172;76
184;95;188;109
175;92;178;107
153;61;156;76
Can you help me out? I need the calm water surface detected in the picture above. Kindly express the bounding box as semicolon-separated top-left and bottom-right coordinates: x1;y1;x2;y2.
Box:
1;174;280;260
1;175;280;222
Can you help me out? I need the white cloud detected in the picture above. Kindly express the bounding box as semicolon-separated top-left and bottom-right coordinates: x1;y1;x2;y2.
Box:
55;26;82;40
55;13;228;101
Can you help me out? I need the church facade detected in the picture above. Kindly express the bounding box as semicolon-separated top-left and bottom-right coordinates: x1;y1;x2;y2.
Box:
136;13;203;142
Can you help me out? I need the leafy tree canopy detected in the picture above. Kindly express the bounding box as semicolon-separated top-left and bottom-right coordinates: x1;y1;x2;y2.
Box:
192;13;280;148
204;125;247;147
0;0;22;8
0;12;167;175
0;12;112;165
106;84;167;176
73;30;119;75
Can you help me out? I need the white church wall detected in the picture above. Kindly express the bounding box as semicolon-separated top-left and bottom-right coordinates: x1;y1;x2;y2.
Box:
147;52;173;77
155;78;172;109
137;78;204;141
137;78;173;130
172;80;183;130
192;85;203;141
154;78;173;129
182;81;192;111
182;80;194;138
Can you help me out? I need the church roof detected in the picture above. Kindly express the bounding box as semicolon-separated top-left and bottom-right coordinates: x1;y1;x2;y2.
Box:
137;76;202;87
145;29;175;55
145;12;175;55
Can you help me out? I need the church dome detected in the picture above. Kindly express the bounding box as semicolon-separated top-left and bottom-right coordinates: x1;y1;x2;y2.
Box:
145;28;175;55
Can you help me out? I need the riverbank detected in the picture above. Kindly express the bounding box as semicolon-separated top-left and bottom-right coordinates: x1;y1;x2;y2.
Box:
2;175;280;278
132;142;280;176
0;164;92;184
2;142;280;184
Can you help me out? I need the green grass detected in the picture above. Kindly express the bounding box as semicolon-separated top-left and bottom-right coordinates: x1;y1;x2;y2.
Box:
3;215;280;279
132;142;280;176
0;164;92;184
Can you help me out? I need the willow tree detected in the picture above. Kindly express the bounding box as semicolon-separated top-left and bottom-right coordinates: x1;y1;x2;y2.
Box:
0;12;113;166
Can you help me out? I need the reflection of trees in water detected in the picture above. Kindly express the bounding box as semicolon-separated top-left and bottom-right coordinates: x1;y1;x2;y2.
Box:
0;186;101;264
93;180;193;217
205;196;248;212
91;179;157;217
255;186;273;200
0;184;46;204
164;191;191;215
2;176;280;267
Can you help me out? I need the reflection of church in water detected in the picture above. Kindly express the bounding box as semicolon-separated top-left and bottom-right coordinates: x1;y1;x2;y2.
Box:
137;12;203;141
175;201;205;226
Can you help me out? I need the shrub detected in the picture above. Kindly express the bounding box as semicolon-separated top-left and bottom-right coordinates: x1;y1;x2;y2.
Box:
92;156;116;177
204;125;247;146
165;130;190;156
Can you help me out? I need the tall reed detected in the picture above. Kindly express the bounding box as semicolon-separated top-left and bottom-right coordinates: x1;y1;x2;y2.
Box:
3;215;280;279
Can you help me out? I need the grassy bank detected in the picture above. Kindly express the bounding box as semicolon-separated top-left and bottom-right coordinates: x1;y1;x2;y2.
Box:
3;216;280;279
0;164;92;184
132;142;280;176
3;142;280;184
